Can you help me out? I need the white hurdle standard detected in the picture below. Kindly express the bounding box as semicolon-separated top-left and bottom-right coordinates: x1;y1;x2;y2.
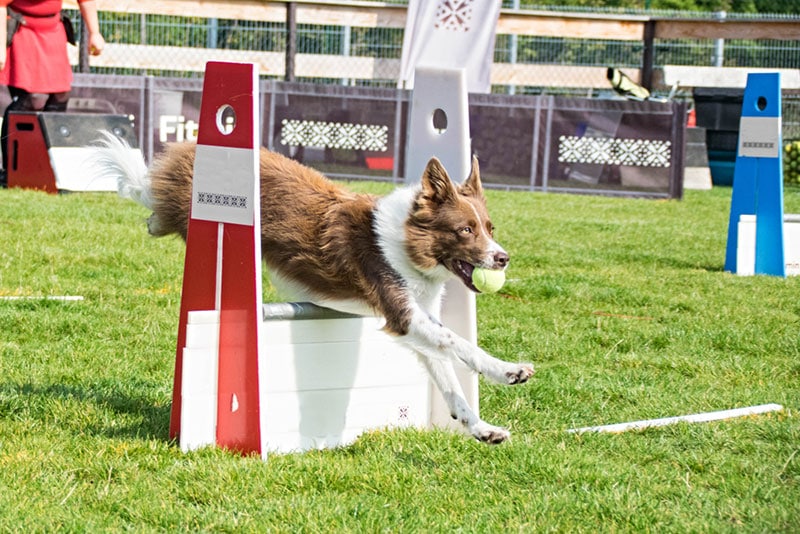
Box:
405;66;480;430
173;62;479;457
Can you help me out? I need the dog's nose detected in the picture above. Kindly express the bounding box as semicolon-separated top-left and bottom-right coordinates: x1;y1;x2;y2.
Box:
494;252;509;269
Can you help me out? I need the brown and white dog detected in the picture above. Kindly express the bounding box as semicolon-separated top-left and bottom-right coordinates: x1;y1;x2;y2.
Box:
96;136;534;444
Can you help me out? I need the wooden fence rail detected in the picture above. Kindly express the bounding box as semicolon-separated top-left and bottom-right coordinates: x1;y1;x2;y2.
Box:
63;0;800;90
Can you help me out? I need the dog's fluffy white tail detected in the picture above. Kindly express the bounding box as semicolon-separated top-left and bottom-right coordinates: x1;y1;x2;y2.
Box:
92;131;153;210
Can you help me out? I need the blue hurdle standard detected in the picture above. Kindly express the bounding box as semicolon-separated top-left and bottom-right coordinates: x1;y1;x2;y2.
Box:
724;72;786;277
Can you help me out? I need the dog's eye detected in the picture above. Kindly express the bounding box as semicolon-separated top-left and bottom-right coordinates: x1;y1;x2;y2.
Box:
460;226;473;235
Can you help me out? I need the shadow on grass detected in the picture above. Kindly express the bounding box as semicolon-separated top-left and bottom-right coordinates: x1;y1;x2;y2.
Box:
0;380;172;442
614;251;725;273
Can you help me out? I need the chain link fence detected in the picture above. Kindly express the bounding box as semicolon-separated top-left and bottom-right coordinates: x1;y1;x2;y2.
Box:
66;7;800;83
63;3;800;140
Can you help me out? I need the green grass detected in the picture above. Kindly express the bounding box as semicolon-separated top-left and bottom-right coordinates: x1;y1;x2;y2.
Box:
1;184;799;532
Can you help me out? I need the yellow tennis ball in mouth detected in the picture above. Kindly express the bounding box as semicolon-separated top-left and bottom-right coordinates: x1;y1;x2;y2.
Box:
471;268;505;293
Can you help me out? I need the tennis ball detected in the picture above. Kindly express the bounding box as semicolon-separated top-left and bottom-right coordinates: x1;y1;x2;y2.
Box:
471;268;505;293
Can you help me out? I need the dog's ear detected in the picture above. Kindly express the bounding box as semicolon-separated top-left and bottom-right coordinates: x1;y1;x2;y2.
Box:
421;157;457;204
459;155;484;200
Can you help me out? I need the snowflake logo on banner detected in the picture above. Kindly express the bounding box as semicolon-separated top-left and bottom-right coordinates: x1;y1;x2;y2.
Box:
587;137;615;165
280;119;389;152
360;125;389;152
558;135;583;162
335;122;360;150
614;138;643;166
558;136;671;168
640;140;672;167
307;121;334;148
435;0;474;32
281;119;306;147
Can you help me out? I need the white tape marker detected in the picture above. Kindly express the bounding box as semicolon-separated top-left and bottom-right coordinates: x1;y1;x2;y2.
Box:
568;403;784;434
0;296;84;301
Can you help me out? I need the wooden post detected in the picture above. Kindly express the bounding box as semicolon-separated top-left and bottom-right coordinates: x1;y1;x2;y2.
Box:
78;17;90;73
641;20;655;91
285;2;297;82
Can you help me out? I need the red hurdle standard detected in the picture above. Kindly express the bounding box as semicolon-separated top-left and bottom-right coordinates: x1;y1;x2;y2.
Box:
171;61;263;454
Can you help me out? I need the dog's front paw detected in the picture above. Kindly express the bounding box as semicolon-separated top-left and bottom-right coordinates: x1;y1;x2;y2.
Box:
506;363;535;385
484;362;535;385
470;421;510;444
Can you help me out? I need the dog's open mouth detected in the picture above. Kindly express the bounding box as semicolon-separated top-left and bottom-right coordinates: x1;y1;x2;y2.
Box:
452;259;480;293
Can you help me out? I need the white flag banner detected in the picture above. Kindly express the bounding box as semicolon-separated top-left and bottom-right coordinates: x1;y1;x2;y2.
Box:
399;0;501;94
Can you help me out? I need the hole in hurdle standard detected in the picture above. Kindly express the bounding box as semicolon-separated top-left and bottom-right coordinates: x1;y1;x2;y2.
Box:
215;104;236;135
432;108;448;134
756;96;768;112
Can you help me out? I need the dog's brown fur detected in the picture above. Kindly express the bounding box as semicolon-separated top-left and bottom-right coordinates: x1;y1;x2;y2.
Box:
146;143;503;336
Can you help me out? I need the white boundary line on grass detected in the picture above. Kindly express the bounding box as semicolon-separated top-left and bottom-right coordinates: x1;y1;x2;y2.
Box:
0;296;84;301
568;403;784;434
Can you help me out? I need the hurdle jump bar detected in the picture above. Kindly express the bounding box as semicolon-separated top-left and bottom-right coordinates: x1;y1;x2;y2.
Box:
261;302;361;321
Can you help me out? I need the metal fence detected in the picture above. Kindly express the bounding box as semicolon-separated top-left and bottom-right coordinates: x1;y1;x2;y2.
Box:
49;73;686;198
60;3;799;143
66;6;800;92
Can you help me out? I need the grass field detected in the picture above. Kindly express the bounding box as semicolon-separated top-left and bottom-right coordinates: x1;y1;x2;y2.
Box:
1;183;798;532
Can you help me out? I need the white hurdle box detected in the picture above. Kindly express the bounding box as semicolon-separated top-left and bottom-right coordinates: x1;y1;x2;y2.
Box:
736;214;800;276
181;303;437;455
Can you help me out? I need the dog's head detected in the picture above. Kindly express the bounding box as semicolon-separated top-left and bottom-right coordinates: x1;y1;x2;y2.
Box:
406;157;509;293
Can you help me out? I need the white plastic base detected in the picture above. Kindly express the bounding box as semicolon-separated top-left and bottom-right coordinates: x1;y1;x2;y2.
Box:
50;147;143;191
736;214;800;276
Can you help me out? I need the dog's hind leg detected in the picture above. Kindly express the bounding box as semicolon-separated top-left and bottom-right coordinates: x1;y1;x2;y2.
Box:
418;356;510;444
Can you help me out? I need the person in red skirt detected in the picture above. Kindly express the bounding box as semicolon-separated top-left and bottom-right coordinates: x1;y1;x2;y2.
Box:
0;0;105;186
